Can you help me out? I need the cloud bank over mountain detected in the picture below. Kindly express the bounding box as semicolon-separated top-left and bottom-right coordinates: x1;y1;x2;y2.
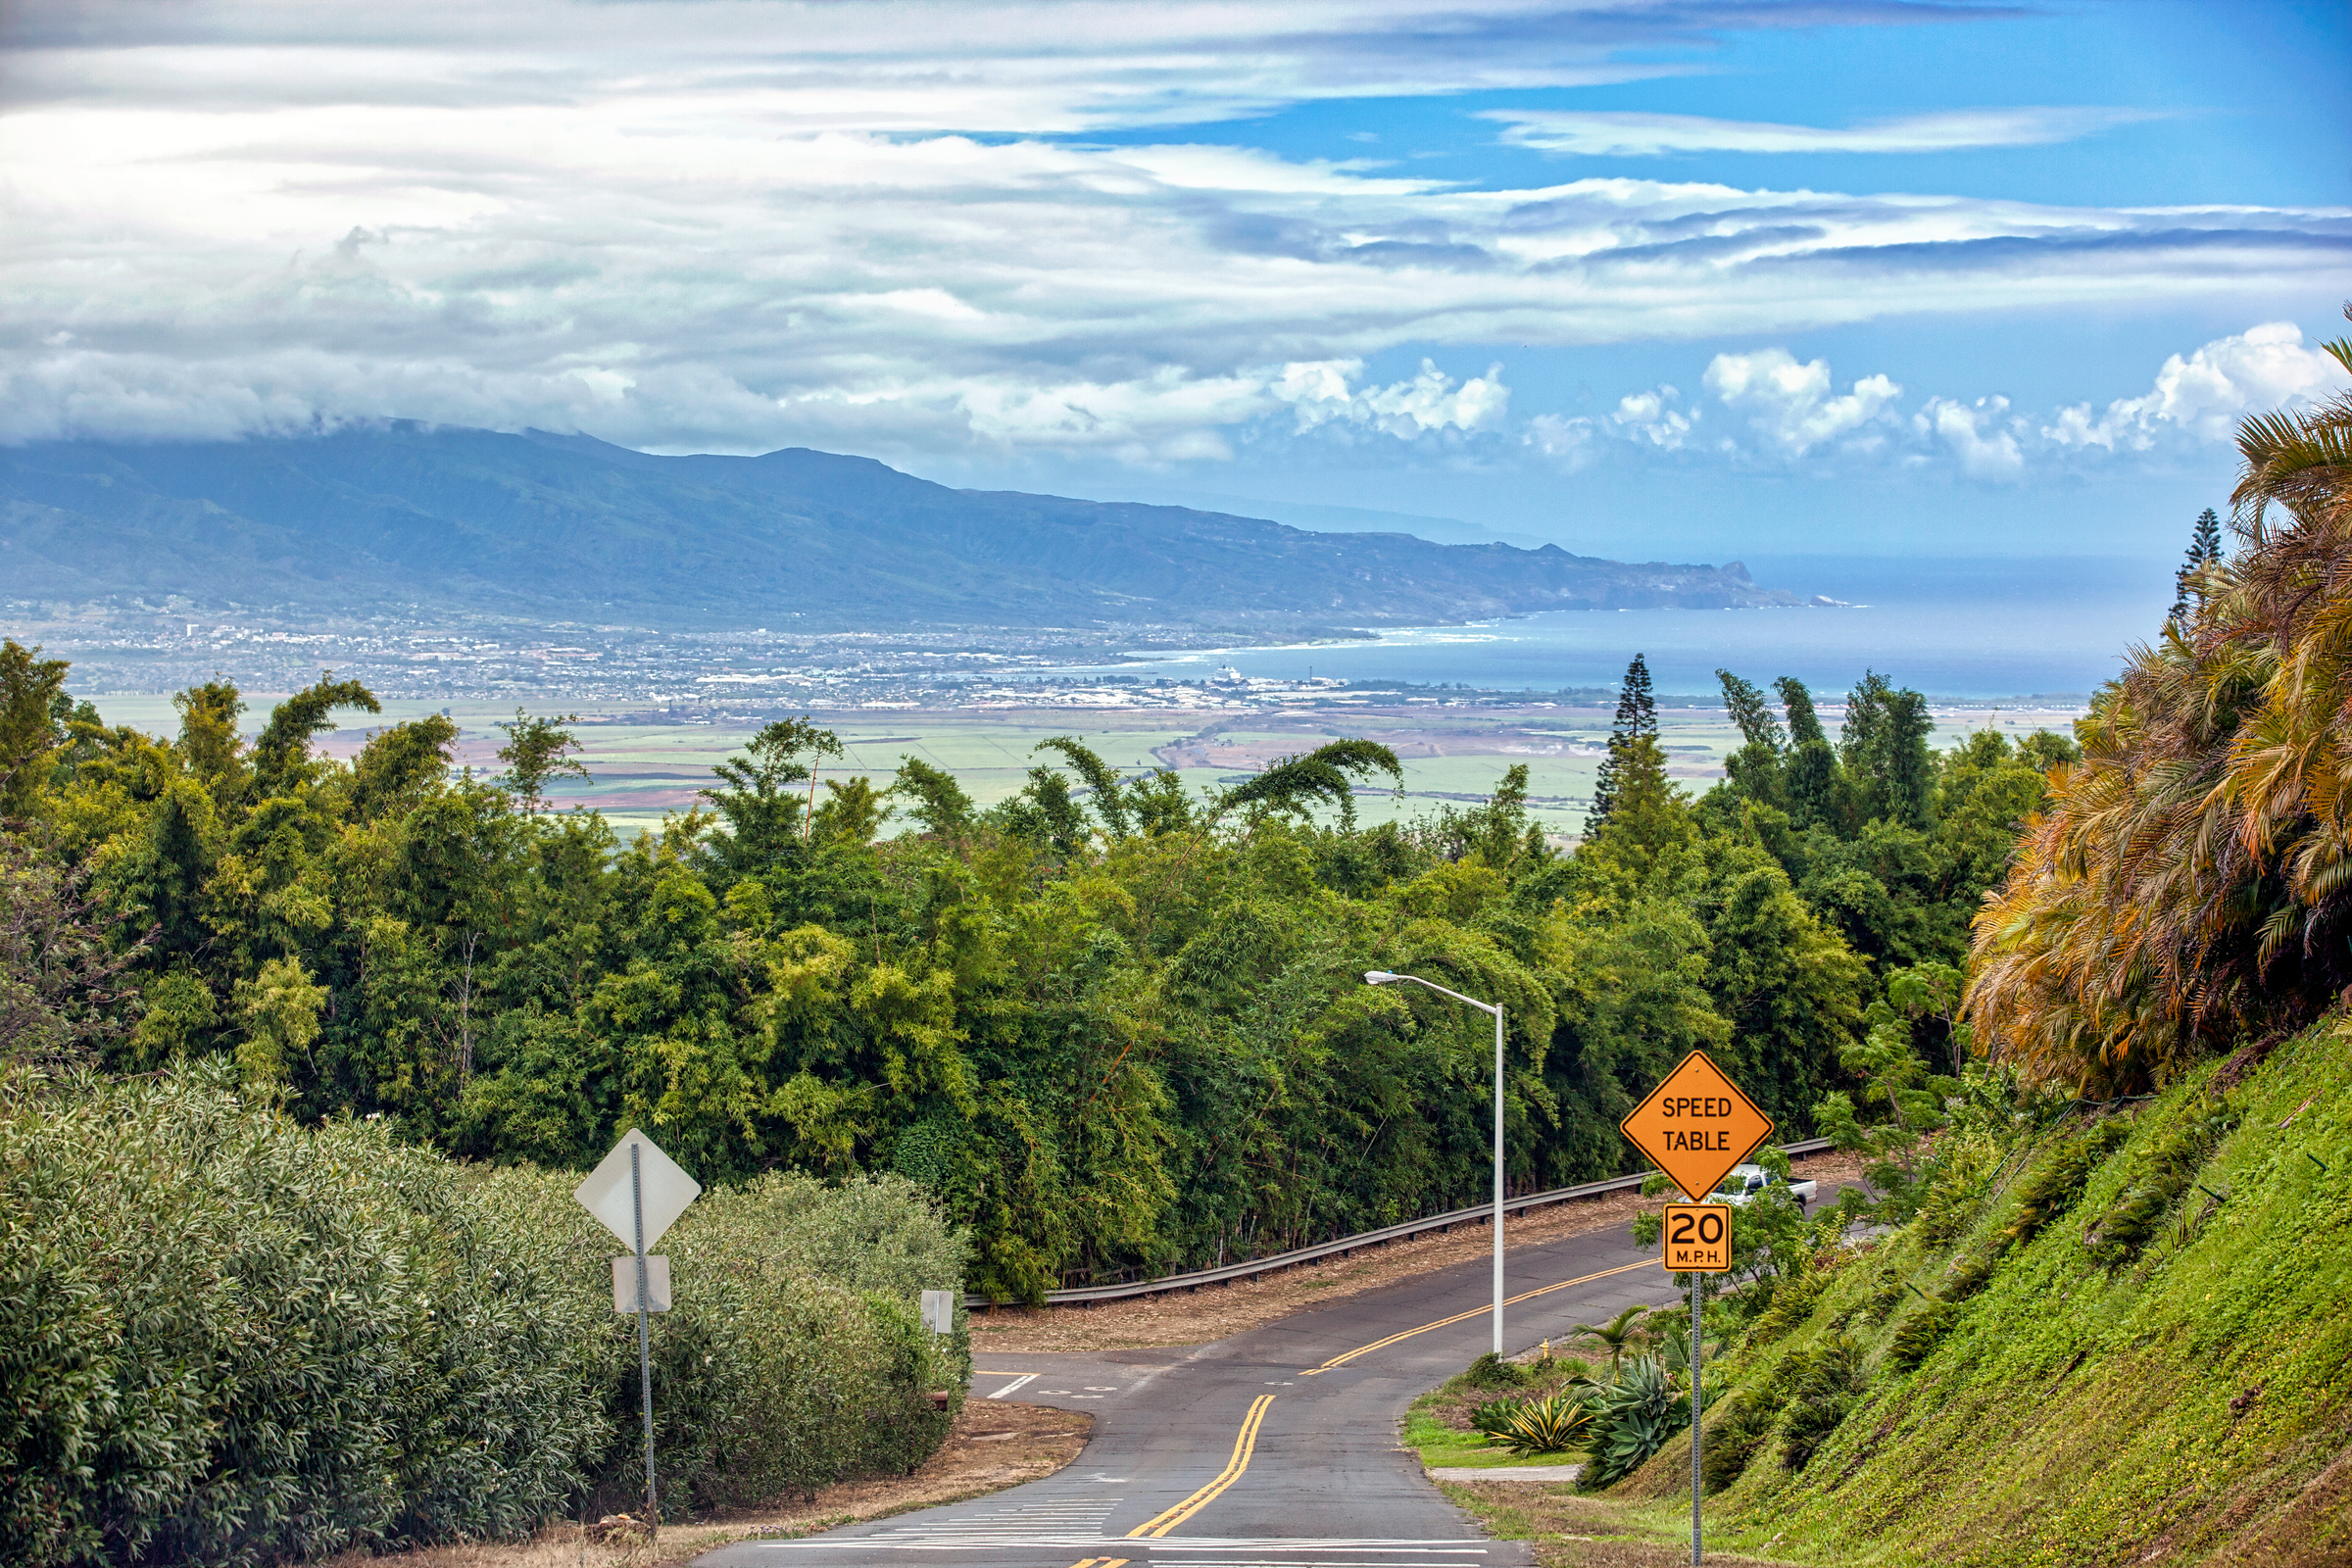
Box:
1;0;2345;535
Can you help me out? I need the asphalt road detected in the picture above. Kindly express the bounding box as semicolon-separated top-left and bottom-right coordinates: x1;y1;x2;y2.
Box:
700;1211;1707;1568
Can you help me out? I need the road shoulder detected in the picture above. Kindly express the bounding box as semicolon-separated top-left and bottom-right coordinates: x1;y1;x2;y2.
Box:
321;1401;1092;1568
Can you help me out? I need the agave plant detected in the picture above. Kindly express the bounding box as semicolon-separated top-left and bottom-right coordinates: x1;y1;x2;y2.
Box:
1468;1398;1524;1439
1486;1394;1592;1455
1580;1354;1690;1486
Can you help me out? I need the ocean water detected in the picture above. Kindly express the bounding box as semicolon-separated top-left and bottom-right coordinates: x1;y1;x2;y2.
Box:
1102;555;2175;702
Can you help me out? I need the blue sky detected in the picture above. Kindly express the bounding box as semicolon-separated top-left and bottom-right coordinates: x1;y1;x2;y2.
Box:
2;0;2346;563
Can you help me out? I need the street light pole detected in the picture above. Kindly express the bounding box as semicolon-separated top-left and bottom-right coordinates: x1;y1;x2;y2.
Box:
1365;970;1505;1355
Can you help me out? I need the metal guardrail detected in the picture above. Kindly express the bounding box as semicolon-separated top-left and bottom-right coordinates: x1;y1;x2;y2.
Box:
967;1136;1836;1308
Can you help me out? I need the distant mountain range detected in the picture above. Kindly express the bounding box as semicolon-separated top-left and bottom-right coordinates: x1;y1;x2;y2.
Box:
0;423;1799;630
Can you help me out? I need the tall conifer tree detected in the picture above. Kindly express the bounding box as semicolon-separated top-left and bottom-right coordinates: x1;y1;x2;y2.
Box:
1586;653;1656;833
2172;507;2224;623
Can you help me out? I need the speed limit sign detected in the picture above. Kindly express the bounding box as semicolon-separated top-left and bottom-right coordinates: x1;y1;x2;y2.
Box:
1662;1202;1732;1272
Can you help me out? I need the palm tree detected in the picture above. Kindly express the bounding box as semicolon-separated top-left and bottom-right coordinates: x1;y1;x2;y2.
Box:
1964;304;2352;1091
1567;1305;1647;1378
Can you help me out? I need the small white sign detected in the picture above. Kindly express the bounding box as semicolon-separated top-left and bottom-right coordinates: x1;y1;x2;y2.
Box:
574;1128;702;1251
921;1290;956;1335
613;1255;672;1313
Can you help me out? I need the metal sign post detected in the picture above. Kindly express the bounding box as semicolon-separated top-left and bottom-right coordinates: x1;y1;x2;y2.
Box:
632;1143;657;1551
1660;1202;1731;1566
1621;1054;1768;1567
1690;1265;1703;1567
574;1129;701;1553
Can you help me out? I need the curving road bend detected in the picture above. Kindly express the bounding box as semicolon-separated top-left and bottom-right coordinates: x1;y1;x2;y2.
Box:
699;1213;1706;1568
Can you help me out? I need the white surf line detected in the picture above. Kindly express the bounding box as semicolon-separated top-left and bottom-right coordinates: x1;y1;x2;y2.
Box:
985;1372;1040;1399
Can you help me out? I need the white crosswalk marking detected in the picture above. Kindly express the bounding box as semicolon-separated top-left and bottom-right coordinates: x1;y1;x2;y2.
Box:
760;1494;1122;1550
759;1526;1494;1563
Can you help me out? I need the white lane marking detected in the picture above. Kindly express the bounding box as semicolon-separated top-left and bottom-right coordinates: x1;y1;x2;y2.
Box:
984;1372;1039;1399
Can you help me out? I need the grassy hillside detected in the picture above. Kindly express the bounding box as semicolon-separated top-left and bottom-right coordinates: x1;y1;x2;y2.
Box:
1609;1019;2352;1565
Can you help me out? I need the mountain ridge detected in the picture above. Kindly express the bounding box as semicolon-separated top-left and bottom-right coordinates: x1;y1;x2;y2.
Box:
0;422;1800;631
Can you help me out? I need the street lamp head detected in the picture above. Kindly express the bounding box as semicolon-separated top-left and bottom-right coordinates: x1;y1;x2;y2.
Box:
1364;970;1397;985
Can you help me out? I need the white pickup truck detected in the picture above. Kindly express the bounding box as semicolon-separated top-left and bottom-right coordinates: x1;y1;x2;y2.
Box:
1712;1163;1816;1212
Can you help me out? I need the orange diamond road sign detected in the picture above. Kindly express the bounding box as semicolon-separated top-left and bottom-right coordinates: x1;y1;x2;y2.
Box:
1619;1050;1775;1202
1662;1202;1733;1272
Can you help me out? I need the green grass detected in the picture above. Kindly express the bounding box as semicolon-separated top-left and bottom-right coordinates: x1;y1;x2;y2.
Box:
1399;1358;1600;1471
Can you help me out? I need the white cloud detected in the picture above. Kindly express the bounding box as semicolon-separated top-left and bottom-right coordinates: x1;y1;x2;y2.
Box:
1702;350;1901;456
1610;386;1698;450
1278;359;1509;438
0;3;2341;460
1484;107;2158;158
1545;320;2334;484
0;0;1743;133
1916;396;2025;479
2041;321;2352;452
1525;411;1594;466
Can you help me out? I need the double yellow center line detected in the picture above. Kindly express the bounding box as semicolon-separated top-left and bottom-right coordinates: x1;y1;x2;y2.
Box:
1127;1393;1275;1538
1062;1395;1276;1566
1063;1256;1653;1565
1299;1257;1654;1373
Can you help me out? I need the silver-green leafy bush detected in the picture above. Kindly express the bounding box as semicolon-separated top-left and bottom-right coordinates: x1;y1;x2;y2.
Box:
3;1068;972;1565
623;1169;970;1510
2;1065;612;1568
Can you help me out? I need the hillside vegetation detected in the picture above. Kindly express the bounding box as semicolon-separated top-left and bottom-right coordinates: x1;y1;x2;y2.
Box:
1616;1023;2350;1566
1633;309;2352;1564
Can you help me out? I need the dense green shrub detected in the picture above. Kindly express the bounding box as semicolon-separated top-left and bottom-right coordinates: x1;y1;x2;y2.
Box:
1861;1266;1907;1326
0;1065;612;1568
1884;1299;1959;1372
1457;1350;1530;1390
1776;1336;1867;1471
1742;1270;1827;1347
2001;1117;2129;1248
1699;1391;1780;1492
1936;1250;1997;1302
1911;1179;1975;1246
636;1172;966;1509
2081;1107;2232;1269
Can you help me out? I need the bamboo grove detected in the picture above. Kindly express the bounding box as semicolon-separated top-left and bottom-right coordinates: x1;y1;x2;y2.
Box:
1965;307;2352;1094
2;645;2068;1301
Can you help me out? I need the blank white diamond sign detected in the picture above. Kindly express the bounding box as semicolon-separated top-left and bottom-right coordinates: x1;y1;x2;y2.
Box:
574;1128;701;1251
